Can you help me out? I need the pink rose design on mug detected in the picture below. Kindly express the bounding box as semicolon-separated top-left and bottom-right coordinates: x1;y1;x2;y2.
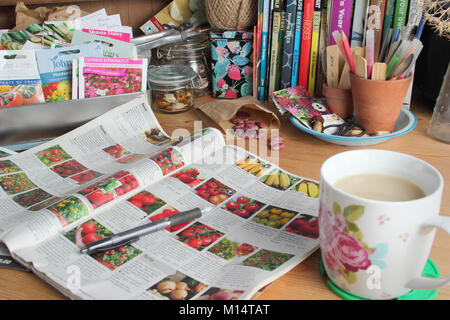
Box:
319;201;387;284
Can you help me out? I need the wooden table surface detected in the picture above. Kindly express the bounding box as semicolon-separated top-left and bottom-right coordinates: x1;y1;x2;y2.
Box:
0;95;448;300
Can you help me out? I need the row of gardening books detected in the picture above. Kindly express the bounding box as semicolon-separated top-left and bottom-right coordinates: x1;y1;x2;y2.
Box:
253;0;425;101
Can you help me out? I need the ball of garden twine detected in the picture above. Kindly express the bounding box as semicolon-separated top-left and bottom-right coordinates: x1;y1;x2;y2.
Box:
205;0;257;30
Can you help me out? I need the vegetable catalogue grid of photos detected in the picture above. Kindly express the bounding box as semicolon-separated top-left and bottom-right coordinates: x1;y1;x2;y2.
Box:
65;219;141;271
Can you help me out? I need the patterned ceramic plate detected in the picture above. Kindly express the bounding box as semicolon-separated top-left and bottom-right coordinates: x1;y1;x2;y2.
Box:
289;108;417;146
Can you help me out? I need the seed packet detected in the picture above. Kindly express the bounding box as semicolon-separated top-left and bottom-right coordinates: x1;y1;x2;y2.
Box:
271;85;345;134
71;31;137;58
36;43;103;102
72;59;79;100
78;57;147;99
0;50;45;108
81;28;131;42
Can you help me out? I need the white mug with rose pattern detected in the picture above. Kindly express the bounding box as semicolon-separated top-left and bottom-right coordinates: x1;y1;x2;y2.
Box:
319;149;449;300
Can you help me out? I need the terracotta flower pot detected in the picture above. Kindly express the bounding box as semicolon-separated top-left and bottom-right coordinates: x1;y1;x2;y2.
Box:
322;84;353;119
350;73;413;134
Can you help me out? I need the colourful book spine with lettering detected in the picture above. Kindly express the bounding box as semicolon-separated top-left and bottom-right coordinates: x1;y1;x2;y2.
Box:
291;0;304;86
314;0;328;96
275;0;287;91
392;0;408;30
307;0;322;94
367;0;386;62
268;0;284;97
298;0;314;89
258;0;271;100
328;0;354;45
279;0;298;89
350;0;370;47
407;0;424;27
382;0;396;43
255;0;264;98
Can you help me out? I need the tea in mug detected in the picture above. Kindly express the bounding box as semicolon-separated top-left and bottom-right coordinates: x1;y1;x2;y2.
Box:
334;173;426;201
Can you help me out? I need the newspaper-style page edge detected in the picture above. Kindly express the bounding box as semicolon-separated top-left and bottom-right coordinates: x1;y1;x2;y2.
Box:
0;93;225;258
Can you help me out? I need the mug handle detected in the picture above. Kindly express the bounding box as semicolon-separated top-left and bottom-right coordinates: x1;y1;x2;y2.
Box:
406;215;450;290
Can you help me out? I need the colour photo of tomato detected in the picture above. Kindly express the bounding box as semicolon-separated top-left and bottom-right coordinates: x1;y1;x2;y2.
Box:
0;160;21;175
48;196;90;227
148;206;193;233
221;194;265;219
176;222;224;251
51;159;88;178
28;196;61;211
79;172;139;209
194;178;236;205
65;219;141;270
208;237;257;261
170;167;208;188
242;249;294;271
103;144;130;159
12;188;53;208
127;190;166;215
148;271;206;300
69;170;103;185
150;148;184;175
0;172;37;195
284;214;319;239
35;145;72;166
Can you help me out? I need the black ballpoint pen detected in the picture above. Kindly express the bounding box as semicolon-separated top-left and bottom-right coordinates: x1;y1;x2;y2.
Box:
80;207;212;254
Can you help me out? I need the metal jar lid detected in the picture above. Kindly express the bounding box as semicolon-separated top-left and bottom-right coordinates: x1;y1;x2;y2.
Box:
157;33;210;60
148;65;199;89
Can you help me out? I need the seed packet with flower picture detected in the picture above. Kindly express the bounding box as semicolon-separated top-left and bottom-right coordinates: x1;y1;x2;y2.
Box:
36;43;103;102
78;57;147;99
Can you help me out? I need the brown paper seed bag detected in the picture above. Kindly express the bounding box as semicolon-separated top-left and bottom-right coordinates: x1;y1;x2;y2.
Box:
195;97;280;134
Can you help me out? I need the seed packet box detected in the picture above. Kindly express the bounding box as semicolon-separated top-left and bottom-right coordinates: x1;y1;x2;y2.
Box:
36;43;103;102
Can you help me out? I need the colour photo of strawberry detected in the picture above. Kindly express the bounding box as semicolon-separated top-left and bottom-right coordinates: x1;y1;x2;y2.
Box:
194;178;236;205
221;194;265;219
176;222;224;251
150;148;184;175
170;167;208;188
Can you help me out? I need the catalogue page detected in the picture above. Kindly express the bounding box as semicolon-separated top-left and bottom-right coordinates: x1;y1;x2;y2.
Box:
0;94;224;252
8;144;320;300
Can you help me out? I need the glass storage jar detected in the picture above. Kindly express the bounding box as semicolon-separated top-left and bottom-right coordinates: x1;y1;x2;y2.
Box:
148;65;199;114
156;33;211;97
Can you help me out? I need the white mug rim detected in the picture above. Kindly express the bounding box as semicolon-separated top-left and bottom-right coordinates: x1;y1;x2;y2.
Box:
320;149;444;205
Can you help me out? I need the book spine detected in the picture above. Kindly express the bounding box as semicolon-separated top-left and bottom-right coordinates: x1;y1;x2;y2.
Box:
259;0;271;100
315;0;328;96
253;25;257;98
255;0;264;99
392;0;408;30
407;0;424;27
291;0;303;86
350;0;370;47
268;0;283;96
382;0;396;42
367;0;386;62
275;1;287;91
265;0;275;100
279;0;298;89
298;0;314;89
307;0;322;94
328;0;354;45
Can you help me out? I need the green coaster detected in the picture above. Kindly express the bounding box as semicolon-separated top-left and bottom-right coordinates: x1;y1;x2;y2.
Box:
319;258;440;300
